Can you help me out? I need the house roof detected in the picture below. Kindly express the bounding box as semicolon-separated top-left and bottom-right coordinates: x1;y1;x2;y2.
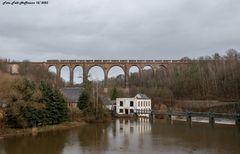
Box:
100;96;116;105
134;93;149;99
116;93;150;100
104;100;116;105
60;87;81;103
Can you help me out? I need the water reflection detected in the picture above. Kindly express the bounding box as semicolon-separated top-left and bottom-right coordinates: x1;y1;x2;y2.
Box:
115;118;151;135
0;130;69;154
77;123;109;153
108;118;152;153
0;119;240;154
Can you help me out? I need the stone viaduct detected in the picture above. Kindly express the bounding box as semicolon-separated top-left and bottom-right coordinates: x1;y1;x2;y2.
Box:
7;59;191;88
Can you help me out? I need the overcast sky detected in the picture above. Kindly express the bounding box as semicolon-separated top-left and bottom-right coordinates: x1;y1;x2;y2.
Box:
1;0;240;61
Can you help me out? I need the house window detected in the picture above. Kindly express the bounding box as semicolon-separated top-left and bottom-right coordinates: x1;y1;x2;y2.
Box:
130;101;134;107
138;101;140;107
130;109;134;113
119;109;123;113
120;101;123;106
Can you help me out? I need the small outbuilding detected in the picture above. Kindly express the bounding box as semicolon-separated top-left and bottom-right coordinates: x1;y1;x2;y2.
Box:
60;87;81;108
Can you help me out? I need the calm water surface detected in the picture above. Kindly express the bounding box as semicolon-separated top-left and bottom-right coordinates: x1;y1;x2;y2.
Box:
0;119;240;154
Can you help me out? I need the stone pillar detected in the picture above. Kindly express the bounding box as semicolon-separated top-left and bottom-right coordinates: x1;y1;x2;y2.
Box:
209;116;215;128
82;65;87;84
153;68;157;78
69;67;74;86
104;69;108;87
186;113;192;127
167;114;172;125
124;66;129;88
104;69;108;93
236;118;239;126
139;68;143;86
149;110;155;122
56;66;61;85
236;115;240;128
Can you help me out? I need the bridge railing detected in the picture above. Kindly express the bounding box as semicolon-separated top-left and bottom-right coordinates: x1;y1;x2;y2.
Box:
134;110;240;120
45;59;199;64
155;111;240;119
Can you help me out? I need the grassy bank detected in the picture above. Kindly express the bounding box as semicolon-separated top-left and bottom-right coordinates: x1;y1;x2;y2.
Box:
0;121;85;139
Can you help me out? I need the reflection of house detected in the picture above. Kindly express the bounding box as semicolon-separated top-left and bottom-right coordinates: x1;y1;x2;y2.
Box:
108;119;151;151
116;94;151;117
60;87;81;107
115;118;151;135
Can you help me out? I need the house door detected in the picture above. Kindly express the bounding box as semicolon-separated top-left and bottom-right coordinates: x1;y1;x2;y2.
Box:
125;109;129;114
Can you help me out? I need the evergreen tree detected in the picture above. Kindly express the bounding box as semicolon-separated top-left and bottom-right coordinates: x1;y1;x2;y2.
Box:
77;89;89;110
6;78;47;128
11;78;36;102
77;73;92;111
111;87;118;100
53;89;69;122
39;81;69;124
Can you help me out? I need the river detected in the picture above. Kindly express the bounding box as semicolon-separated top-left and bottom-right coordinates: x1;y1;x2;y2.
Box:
0;119;240;154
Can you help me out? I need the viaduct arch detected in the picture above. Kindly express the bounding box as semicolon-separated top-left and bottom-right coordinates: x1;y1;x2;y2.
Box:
44;60;189;88
7;59;191;88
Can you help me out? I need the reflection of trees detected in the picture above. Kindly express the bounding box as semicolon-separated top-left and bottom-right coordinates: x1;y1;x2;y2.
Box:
78;123;110;153
1;130;69;154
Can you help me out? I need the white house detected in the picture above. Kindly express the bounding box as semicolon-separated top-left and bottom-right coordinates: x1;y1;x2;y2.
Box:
116;94;151;117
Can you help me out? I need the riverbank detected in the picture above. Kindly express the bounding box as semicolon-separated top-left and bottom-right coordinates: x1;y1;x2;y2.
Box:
0;121;86;139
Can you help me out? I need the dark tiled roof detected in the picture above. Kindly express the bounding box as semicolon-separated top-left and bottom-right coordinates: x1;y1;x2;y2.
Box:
104;100;116;105
100;96;116;105
60;87;82;103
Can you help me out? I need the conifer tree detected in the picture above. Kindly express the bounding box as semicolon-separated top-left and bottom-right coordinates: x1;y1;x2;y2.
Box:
77;73;91;111
39;81;69;124
6;78;46;128
77;89;89;110
111;87;118;100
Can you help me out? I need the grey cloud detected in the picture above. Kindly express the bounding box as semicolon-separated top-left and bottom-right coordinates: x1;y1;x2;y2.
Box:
0;0;240;61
